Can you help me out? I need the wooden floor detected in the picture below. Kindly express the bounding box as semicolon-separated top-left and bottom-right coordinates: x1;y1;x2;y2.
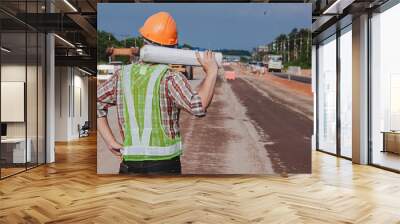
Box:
1;167;26;178
1;135;400;223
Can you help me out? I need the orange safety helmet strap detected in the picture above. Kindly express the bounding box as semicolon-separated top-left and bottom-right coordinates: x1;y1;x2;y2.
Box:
139;12;178;46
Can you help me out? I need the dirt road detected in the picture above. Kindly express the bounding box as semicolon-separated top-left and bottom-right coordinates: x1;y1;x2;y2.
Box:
228;78;312;173
181;65;313;174
180;68;273;174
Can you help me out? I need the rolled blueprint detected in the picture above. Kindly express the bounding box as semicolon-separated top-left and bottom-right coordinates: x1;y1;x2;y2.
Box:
140;45;223;67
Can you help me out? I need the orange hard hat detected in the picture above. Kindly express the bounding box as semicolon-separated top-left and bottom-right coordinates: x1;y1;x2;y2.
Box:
139;12;178;46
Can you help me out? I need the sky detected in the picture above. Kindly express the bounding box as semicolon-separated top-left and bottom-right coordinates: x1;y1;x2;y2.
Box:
98;3;311;51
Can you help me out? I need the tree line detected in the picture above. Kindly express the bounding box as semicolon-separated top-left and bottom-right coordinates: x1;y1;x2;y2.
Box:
97;30;144;63
254;28;312;69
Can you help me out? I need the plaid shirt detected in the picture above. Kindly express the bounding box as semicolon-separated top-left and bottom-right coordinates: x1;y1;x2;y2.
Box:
97;65;205;140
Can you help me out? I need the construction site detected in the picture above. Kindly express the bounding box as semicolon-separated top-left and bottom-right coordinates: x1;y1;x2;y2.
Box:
97;45;313;174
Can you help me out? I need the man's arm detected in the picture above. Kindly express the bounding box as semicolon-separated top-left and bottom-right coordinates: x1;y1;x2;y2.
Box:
166;50;218;116
97;73;123;157
195;50;219;111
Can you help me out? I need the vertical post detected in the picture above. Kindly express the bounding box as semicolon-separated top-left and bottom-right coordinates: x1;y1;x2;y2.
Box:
352;14;369;164
46;1;55;163
312;45;317;151
336;28;341;157
25;1;28;170
0;23;2;179
367;12;373;165
36;2;39;167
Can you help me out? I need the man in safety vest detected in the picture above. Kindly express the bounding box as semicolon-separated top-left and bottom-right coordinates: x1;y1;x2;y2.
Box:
97;12;218;174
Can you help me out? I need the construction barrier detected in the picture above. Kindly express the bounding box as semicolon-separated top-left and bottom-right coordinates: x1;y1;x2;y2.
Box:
225;71;236;80
287;66;301;76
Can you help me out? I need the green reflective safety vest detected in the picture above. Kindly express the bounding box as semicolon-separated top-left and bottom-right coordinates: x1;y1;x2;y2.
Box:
120;63;182;161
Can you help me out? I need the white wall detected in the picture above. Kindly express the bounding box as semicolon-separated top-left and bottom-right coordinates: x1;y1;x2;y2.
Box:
55;66;69;141
71;72;89;139
1;65;26;140
54;67;89;141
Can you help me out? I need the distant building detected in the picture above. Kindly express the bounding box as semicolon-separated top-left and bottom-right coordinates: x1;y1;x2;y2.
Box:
256;45;269;53
223;55;241;62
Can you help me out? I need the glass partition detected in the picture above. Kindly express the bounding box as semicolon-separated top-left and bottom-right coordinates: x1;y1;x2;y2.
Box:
0;1;46;179
339;26;352;158
27;31;38;169
38;32;45;165
1;31;28;177
370;3;400;171
317;35;337;154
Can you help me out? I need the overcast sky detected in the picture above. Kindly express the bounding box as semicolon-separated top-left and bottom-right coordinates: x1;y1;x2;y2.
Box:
98;3;311;51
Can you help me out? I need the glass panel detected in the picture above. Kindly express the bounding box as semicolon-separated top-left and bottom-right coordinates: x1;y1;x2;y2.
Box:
371;4;400;171
38;32;45;165
27;31;38;169
317;35;337;154
26;0;38;169
0;1;46;178
1;31;27;177
339;27;352;158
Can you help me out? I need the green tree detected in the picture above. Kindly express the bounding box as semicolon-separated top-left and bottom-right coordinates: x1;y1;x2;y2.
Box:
97;30;145;63
125;36;144;48
258;28;311;69
97;30;121;63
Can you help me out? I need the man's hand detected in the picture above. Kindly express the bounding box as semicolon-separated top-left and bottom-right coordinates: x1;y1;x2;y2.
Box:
98;117;123;158
195;50;219;111
108;141;123;157
196;50;218;75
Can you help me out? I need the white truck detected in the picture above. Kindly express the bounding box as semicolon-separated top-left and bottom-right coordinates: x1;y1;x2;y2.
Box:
267;55;283;72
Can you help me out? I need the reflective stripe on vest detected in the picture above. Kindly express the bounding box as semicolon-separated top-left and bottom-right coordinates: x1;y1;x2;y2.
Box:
120;64;182;159
122;64;140;145
122;142;181;156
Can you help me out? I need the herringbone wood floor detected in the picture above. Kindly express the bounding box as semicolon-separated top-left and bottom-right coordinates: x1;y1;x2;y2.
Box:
1;135;400;223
